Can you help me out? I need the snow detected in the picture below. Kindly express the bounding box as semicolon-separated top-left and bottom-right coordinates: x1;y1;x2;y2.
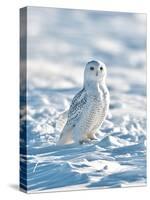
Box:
20;7;146;192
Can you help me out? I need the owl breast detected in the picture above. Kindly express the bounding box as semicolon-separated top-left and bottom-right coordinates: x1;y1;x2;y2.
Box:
83;91;109;134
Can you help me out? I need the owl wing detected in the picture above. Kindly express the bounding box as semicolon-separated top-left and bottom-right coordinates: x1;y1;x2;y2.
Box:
58;88;87;145
66;88;87;127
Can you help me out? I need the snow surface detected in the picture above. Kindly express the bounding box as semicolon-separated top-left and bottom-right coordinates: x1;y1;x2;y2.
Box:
20;7;146;192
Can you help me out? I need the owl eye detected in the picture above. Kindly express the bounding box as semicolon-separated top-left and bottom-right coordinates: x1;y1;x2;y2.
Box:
90;66;94;70
100;66;103;71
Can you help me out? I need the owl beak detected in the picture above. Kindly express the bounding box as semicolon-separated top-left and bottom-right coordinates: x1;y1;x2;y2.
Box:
96;71;99;76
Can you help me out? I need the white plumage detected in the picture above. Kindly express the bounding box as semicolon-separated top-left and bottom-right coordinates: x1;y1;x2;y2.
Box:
58;60;110;145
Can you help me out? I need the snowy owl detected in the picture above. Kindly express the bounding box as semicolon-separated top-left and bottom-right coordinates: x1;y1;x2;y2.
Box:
58;60;110;145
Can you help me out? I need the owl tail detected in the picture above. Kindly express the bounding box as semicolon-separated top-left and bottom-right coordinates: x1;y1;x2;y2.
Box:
57;127;73;145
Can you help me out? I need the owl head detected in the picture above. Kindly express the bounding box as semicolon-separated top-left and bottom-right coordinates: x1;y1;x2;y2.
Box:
84;60;107;84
